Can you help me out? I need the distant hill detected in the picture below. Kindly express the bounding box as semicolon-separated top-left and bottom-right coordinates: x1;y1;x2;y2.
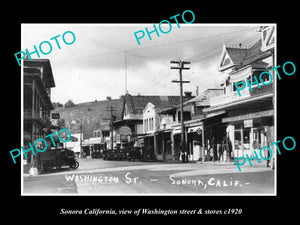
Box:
51;98;124;139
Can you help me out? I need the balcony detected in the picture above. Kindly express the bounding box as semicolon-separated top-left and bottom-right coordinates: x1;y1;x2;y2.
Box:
210;89;250;107
209;84;274;107
24;109;50;125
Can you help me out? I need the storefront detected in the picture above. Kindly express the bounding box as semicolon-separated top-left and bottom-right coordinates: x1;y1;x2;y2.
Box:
170;121;204;162
201;112;227;161
185;122;203;161
223;109;274;159
155;130;173;161
139;134;155;160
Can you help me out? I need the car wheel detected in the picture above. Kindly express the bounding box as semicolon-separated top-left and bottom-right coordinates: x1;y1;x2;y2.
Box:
70;160;79;169
43;161;54;172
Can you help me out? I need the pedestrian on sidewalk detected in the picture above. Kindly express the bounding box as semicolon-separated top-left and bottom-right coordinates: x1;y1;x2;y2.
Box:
218;139;224;162
211;137;218;162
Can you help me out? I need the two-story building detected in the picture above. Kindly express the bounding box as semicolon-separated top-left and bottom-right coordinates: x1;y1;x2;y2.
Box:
157;89;223;162
23;58;56;167
204;26;275;161
139;93;194;161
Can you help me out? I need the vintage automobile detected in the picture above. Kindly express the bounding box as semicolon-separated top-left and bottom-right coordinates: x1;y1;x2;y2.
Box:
126;147;142;161
114;148;127;160
91;150;102;158
39;148;79;172
102;149;116;160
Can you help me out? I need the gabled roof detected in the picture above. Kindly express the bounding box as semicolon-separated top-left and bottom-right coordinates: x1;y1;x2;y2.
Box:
225;47;248;65
123;94;194;115
219;39;270;72
241;39;262;63
184;89;224;107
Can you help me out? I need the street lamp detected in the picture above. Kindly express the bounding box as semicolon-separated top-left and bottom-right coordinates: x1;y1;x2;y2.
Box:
70;119;83;158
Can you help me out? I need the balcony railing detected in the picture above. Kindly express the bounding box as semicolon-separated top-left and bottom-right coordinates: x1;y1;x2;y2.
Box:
210;89;250;107
209;84;274;107
24;109;50;125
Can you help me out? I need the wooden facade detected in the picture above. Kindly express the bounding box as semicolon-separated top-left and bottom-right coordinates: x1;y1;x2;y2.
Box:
23;59;55;164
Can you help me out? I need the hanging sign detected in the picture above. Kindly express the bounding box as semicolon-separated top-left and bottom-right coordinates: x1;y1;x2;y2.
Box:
244;119;253;128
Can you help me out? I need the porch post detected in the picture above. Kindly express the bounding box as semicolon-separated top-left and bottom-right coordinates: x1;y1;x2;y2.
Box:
171;131;175;161
201;124;205;162
153;133;157;161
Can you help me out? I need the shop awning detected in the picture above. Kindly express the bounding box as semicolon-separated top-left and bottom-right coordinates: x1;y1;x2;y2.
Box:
187;125;202;133
222;109;274;123
49;134;78;142
229;66;252;83
172;128;181;134
137;133;154;139
204;110;226;119
82;137;102;146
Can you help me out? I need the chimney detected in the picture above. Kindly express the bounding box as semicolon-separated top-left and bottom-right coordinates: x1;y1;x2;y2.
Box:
184;91;192;97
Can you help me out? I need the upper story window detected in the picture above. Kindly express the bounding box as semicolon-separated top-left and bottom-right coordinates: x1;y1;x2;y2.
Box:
233;81;245;92
250;70;272;84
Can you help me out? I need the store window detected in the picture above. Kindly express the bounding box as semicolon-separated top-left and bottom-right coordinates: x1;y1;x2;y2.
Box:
243;128;250;144
233;81;245;92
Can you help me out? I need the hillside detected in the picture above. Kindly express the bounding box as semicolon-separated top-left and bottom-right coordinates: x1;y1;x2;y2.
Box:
51;98;124;139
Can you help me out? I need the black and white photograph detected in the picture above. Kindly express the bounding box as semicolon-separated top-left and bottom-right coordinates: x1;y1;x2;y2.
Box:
21;23;276;196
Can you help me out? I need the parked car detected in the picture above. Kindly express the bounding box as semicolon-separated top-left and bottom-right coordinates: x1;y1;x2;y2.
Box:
40;148;79;172
115;148;127;160
126;147;142;161
92;150;102;158
102;149;116;160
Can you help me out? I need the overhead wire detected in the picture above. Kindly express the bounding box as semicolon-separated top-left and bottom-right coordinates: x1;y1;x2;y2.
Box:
140;26;261;94
52;26;259;62
51;26;261;96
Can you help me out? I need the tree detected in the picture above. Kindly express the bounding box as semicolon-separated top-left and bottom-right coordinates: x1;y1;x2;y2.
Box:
57;118;65;129
64;100;75;108
52;102;63;109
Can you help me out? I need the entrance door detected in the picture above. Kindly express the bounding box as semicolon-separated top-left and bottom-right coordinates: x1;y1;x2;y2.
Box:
253;128;262;147
234;130;242;157
243;128;251;155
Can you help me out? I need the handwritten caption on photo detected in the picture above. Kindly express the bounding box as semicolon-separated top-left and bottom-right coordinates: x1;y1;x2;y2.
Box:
64;172;250;189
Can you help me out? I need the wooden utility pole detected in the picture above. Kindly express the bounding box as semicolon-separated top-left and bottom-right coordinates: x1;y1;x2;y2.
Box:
171;60;190;163
106;105;117;149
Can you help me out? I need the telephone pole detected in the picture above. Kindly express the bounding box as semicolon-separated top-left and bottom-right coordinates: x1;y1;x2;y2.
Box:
170;60;190;163
106;105;117;149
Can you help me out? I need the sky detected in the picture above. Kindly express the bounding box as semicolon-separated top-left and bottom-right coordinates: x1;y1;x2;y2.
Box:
22;24;262;104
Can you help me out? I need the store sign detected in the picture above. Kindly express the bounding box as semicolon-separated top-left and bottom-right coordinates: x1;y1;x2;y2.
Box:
121;135;129;141
244;119;253;128
222;109;274;123
118;126;132;136
51;113;60;119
